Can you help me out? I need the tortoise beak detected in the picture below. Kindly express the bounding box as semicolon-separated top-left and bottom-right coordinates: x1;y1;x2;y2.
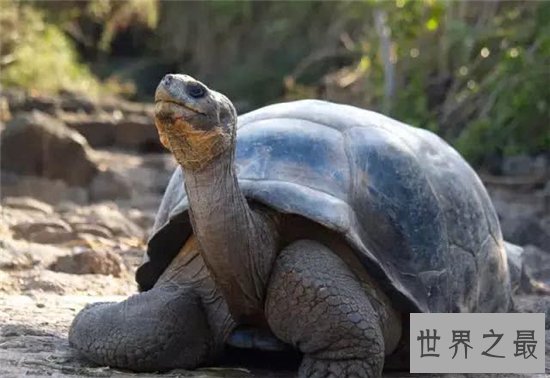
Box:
155;75;177;104
155;74;199;107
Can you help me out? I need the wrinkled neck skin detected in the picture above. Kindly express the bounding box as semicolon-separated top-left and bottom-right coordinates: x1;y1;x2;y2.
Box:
182;151;279;325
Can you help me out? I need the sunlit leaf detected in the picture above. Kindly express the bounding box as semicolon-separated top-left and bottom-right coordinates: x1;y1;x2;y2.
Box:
426;17;439;31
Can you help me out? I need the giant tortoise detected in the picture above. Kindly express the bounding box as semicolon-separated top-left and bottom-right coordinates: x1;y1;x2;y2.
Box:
69;74;512;377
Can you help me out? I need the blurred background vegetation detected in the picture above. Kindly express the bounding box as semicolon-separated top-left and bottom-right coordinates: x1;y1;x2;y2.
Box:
1;0;548;167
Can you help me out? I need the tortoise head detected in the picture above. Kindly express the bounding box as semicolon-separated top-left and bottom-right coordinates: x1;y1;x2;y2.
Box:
154;74;237;170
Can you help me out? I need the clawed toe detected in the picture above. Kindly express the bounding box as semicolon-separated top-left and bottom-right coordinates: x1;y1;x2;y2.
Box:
300;356;382;378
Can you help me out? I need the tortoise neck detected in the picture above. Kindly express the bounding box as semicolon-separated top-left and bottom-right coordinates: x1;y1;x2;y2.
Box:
182;152;278;324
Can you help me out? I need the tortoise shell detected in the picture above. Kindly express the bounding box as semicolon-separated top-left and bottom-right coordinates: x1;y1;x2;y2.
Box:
136;100;511;313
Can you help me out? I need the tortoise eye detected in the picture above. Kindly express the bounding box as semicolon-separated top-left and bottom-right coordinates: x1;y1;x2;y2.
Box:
187;83;206;98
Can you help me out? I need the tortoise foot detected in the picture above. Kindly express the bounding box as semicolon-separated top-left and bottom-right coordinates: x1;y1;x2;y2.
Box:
300;356;380;378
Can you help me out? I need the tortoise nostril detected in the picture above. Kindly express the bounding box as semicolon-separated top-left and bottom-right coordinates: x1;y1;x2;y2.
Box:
163;74;174;87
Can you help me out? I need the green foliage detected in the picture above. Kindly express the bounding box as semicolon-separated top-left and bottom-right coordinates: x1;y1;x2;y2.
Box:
86;0;159;52
32;0;159;53
156;1;364;108
281;0;549;165
2;0;548;165
440;1;550;163
0;2;101;95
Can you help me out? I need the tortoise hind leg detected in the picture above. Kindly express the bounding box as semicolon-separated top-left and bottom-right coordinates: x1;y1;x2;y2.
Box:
265;240;386;378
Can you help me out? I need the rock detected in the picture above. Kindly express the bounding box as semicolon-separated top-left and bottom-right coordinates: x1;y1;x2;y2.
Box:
542;214;550;240
61;113;117;148
2;197;53;214
113;115;162;152
21;270;69;294
1;87;26;112
58;91;98;114
523;245;550;284
0;239;67;270
0;172;89;205
99;97;154;118
489;181;550;251
490;186;548;219
500;214;550;251
127;208;156;231
2;89;97;116
5;201;144;245
0;203;52;231
89;169;133;202
3;88;162;152
502;154;549;177
92;150;176;198
61;203;145;239
0;239;37;270
505;242;527;293
49;249;126;277
11;220;74;244
10;93;59;115
62;113;162;152
504;242;547;294
71;223;114;239
514;295;550;329
0;111;98;187
53;201;79;213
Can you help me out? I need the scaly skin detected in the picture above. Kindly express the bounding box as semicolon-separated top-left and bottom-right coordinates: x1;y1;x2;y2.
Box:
69;236;234;372
68;287;211;371
155;74;279;324
266;240;386;378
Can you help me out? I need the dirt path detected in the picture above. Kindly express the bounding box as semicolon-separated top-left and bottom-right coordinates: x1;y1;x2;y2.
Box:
1;292;548;378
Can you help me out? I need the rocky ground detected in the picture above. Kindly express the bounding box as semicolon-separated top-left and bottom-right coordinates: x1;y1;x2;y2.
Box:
0;89;549;377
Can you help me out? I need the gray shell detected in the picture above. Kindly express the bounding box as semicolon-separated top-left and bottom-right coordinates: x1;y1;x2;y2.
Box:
136;100;511;313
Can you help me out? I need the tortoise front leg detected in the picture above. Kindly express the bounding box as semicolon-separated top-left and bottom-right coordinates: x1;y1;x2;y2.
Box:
265;240;391;378
69;236;233;372
69;285;213;371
